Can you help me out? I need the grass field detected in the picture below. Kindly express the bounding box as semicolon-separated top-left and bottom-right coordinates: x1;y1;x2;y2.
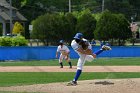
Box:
0;72;140;87
0;57;140;66
0;57;139;87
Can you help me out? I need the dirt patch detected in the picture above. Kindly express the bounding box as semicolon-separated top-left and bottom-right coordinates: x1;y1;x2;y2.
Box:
0;66;140;72
0;78;140;93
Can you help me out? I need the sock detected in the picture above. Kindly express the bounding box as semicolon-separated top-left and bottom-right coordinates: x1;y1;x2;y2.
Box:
94;49;104;55
73;69;82;81
68;62;72;67
59;62;63;67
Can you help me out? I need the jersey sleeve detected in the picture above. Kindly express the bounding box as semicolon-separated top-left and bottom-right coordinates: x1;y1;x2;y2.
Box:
56;46;60;52
88;43;92;49
71;40;79;50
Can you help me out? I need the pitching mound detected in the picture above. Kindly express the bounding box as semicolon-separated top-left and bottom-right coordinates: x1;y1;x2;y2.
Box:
0;78;139;93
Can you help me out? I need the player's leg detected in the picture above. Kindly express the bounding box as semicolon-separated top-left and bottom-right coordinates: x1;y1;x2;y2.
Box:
65;55;72;68
85;45;111;62
85;55;95;62
67;54;86;86
59;54;64;68
94;45;111;55
68;60;72;68
73;57;85;81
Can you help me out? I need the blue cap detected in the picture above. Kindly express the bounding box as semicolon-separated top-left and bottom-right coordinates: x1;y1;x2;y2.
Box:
73;33;83;40
59;40;64;43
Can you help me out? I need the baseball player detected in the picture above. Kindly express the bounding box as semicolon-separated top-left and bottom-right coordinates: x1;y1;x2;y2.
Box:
56;40;72;68
67;33;111;86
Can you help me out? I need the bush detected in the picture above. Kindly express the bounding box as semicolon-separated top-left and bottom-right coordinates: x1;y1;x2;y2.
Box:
0;35;28;46
11;35;28;46
0;37;12;46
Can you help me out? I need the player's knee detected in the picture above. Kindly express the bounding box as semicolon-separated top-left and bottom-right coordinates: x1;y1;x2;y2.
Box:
77;66;83;70
85;55;94;62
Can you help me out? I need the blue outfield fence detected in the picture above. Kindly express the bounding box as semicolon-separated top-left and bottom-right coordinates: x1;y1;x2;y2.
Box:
0;46;140;60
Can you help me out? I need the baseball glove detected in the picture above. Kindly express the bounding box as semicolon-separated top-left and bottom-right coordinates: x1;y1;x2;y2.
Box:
79;40;89;50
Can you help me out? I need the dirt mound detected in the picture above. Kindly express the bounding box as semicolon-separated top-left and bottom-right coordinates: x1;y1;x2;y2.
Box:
0;78;139;93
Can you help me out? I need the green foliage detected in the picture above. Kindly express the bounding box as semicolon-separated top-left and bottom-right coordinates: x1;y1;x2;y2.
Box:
31;9;132;46
31;12;77;45
0;37;12;46
59;12;77;43
0;35;28;46
94;10;112;40
31;9;97;44
31;13;62;45
76;9;96;40
12;0;140;24
11;0;140;45
94;10;132;46
93;13;102;22
11;35;28;46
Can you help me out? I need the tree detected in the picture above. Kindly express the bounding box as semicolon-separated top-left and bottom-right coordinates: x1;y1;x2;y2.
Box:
12;22;24;35
31;12;77;45
129;0;140;20
94;10;132;46
94;10;112;41
76;9;96;40
116;14;132;45
31;13;64;45
61;13;77;44
31;13;52;45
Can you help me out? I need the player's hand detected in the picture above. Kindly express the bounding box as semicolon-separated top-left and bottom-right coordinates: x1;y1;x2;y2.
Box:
92;54;96;58
65;55;69;60
77;48;92;55
62;51;68;55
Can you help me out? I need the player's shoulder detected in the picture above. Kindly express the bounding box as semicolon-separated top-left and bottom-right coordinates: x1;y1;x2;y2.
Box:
71;40;77;46
63;45;68;48
71;40;79;50
57;45;61;48
82;38;88;42
82;38;91;46
71;39;75;43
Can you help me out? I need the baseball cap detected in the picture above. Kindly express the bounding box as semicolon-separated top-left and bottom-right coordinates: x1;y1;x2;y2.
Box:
59;40;64;43
73;33;83;40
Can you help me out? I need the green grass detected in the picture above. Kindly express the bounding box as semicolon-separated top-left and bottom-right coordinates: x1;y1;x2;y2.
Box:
0;57;139;92
0;72;140;87
0;57;140;66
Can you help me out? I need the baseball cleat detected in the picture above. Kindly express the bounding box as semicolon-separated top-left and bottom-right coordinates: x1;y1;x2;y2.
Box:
102;45;112;50
67;81;77;86
60;66;63;68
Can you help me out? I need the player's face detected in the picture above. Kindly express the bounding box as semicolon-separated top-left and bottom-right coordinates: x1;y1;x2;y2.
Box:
59;43;63;46
75;39;81;43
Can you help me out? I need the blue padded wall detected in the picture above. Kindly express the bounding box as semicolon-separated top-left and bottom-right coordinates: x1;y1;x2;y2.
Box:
0;46;139;60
